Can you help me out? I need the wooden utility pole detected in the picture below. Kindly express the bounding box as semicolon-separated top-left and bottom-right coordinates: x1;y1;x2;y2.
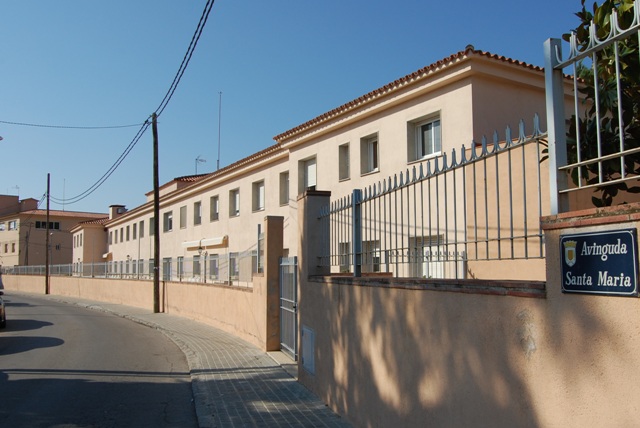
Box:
45;173;50;294
152;113;160;313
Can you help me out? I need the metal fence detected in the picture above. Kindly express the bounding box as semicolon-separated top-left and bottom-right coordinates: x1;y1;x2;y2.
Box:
320;117;547;278
544;3;640;213
7;252;260;288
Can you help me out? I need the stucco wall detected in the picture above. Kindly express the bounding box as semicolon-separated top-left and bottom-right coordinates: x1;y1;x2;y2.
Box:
298;204;640;427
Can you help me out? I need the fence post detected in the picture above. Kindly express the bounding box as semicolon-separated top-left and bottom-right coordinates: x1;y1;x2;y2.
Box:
298;190;331;279
544;38;570;215
263;215;284;351
352;189;362;277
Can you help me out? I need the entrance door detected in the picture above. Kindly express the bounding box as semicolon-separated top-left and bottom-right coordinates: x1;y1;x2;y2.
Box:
279;256;298;359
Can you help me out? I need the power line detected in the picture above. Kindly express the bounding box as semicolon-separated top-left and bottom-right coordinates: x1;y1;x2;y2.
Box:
0;119;147;130
155;0;215;117
50;120;151;205
46;0;216;206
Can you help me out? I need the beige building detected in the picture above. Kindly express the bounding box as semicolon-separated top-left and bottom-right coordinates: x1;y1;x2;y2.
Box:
0;195;107;268
72;47;573;281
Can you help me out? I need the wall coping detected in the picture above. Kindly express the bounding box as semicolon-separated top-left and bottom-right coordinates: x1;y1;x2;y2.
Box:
309;275;546;298
541;202;640;231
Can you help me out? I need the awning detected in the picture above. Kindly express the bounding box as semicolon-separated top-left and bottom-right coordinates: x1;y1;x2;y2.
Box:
182;236;228;250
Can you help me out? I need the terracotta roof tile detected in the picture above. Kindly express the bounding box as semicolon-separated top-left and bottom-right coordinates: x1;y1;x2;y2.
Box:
273;47;546;142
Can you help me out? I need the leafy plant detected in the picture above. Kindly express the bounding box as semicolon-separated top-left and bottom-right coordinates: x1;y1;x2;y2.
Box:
563;0;640;207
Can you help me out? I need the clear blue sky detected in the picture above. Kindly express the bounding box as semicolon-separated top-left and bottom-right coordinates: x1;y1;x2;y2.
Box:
1;0;583;214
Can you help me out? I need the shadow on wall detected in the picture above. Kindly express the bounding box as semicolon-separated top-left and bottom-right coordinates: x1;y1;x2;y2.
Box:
306;280;636;427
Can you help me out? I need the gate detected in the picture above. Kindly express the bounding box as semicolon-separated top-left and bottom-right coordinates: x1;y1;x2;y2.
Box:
279;256;298;359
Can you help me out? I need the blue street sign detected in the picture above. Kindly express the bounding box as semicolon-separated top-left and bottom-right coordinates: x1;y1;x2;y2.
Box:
560;229;639;296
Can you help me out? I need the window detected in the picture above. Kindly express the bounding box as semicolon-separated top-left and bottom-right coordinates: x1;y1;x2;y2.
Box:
299;157;317;194
162;258;172;281
8;220;17;230
252;181;265;212
80;233;83;247
133;223;137;240
177;256;184;279
409;117;441;161
361;134;379;174
126;226;130;241
229;252;239;280
180;205;187;229
279;172;289;206
11;243;15;253
150;217;155;236
163;211;173;232
0;223;5;231
109;231;113;245
114;230;118;244
409;235;445;278
209;254;219;281
193;255;201;276
229;189;240;217
35;221;60;230
339;143;350;180
140;220;144;238
339;242;351;273
362;240;381;273
120;228;123;243
210;195;219;221
194;201;202;225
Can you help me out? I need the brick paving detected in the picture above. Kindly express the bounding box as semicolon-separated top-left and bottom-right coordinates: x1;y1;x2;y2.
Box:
38;295;351;428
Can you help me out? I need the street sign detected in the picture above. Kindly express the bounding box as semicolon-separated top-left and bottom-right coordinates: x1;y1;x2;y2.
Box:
560;229;639;296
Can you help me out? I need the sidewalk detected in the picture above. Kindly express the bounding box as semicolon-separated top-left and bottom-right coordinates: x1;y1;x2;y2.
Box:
37;294;351;428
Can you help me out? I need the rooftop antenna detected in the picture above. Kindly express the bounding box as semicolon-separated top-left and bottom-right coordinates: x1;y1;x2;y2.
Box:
195;155;206;174
217;91;222;171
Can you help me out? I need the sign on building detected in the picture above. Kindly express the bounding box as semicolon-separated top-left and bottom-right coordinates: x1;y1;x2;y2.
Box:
560;229;638;296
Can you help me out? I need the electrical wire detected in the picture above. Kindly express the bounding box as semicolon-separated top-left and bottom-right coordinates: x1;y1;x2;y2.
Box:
154;0;215;117
0;119;147;129
45;0;216;206
49;120;151;205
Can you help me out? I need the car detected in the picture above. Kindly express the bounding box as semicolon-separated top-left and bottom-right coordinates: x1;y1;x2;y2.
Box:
0;291;5;328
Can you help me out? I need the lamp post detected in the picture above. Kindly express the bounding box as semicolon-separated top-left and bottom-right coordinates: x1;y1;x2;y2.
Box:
197;245;207;283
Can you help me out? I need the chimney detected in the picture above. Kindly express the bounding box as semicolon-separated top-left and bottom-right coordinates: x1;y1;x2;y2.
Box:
109;205;126;220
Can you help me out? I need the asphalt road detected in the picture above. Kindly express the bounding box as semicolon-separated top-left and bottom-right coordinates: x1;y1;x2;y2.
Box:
0;294;198;428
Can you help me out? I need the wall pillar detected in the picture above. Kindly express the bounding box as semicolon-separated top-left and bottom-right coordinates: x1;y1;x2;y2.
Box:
263;215;284;351
297;190;331;280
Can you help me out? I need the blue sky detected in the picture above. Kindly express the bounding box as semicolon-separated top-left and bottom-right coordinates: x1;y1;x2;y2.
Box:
1;0;583;214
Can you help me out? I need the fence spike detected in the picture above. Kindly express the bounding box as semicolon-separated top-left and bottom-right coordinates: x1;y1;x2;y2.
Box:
460;144;468;164
426;159;433;176
518;119;526;143
434;156;440;174
393;174;398;190
533;113;542;137
481;135;489;156
418;163;425;180
493;130;500;149
412;165;417;182
505;125;512;148
442;152;448;170
451;149;457;168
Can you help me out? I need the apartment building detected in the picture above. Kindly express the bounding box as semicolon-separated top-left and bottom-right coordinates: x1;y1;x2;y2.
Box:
0;195;107;267
72;47;573;280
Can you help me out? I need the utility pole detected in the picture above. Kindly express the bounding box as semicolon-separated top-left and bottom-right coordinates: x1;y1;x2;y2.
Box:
152;113;160;313
45;173;50;294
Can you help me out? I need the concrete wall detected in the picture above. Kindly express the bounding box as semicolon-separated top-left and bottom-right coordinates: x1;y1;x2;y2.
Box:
2;216;285;352
297;202;640;427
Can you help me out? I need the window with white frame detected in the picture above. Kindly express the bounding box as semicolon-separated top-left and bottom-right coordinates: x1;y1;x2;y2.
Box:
8;220;17;230
210;195;219;221
279;172;289;206
409;117;441;162
194;201;202;225
252;180;265;212
0;223;5;231
179;205;187;229
229;189;240;217
360;134;379;174
298;157;317;194
339;143;350;180
163;211;173;232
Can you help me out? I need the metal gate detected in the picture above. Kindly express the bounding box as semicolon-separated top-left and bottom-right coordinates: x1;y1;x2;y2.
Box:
279;256;298;360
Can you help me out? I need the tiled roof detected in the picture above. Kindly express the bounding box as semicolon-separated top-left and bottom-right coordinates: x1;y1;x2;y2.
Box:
17;210;107;219
273;47;546;143
77;217;110;226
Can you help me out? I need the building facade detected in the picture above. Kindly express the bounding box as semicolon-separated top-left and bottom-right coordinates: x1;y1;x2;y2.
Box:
72;47;574;281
